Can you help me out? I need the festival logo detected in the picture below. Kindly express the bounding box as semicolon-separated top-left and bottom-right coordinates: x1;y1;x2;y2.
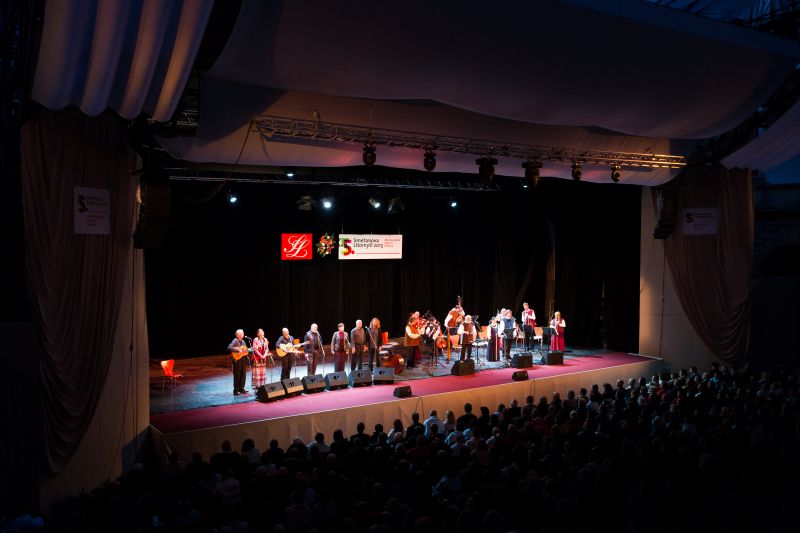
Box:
281;233;312;260
340;237;355;257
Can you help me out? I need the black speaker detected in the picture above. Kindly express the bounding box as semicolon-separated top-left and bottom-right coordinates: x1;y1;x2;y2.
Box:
325;371;349;390
653;186;678;239
134;181;170;248
282;377;303;396
512;353;533;368
349;369;373;387
302;374;325;393
393;385;412;398
451;359;475;376
256;382;285;402
372;367;394;384
542;351;563;365
512;370;529;381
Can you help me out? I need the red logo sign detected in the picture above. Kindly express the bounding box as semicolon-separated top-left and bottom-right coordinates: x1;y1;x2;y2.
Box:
281;233;312;260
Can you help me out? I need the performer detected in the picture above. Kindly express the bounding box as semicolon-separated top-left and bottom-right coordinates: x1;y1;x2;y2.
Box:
251;328;269;389
227;329;249;396
500;309;518;364
350;319;368;371
404;313;421;368
304;323;324;376
444;299;465;334
550;311;566;352
367;317;382;371
521;302;536;351
487;317;500;362
457;315;477;361
275;328;295;381
331;323;351;372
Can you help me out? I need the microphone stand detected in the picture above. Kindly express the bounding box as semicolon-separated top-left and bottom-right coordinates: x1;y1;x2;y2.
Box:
315;331;325;376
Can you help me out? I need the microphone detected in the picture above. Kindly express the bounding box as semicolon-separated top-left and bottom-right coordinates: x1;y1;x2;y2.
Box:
244;335;252;341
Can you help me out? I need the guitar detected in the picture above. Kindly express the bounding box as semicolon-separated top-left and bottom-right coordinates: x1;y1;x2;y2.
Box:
275;340;310;358
230;345;252;361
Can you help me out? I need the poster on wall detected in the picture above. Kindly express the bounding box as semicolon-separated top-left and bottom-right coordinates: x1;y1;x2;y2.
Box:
281;233;313;260
681;208;717;235
74;186;111;235
338;234;403;260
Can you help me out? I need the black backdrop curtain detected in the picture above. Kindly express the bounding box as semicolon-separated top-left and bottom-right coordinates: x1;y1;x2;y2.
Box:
146;178;640;358
20;107;135;473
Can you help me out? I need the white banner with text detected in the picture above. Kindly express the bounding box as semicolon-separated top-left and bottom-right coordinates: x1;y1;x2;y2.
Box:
338;234;403;260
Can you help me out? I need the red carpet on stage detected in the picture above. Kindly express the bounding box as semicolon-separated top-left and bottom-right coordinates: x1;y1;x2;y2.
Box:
151;352;651;434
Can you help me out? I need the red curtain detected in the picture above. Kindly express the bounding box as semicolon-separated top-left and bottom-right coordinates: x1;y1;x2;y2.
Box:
661;166;753;365
20;107;135;473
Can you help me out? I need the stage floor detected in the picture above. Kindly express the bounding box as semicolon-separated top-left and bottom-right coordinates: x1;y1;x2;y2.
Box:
150;349;659;435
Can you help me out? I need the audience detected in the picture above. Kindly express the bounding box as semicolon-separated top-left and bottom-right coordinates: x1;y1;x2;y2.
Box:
27;363;800;532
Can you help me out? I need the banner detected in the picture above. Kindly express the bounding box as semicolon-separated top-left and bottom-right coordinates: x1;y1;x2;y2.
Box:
681;208;717;235
74;186;111;235
338;234;403;260
281;233;313;260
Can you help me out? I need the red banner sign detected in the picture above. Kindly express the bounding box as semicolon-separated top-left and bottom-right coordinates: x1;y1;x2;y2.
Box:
281;233;313;260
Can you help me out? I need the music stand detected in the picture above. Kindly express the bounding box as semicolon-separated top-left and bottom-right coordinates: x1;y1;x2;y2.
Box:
533;327;545;355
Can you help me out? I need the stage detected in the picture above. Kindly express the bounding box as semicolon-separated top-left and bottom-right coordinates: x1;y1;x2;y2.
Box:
150;349;664;462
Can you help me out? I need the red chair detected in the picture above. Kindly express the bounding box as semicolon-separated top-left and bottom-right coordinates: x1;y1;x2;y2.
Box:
381;331;389;345
160;359;183;391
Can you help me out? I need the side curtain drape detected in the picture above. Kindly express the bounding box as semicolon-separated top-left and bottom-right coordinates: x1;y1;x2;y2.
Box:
20;106;135;473
660;165;753;365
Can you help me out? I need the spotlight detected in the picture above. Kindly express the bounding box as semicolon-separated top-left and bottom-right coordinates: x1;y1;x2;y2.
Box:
522;160;542;188
368;197;381;209
423;147;437;172
611;164;621;183
362;142;376;166
296;195;317;211
321;198;333;209
227;191;238;204
285;168;295;178
476;156;498;187
571;162;582;181
449;198;458;208
387;197;406;214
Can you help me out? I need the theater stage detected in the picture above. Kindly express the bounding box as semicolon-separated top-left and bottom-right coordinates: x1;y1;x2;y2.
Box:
150;350;664;462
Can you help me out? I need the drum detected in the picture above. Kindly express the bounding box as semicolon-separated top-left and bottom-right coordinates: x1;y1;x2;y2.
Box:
380;353;405;374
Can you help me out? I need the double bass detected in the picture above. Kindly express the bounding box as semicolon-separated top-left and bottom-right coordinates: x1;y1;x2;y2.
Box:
444;296;465;363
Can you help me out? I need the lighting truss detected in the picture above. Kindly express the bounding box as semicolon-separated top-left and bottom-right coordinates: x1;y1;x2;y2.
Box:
251;114;686;169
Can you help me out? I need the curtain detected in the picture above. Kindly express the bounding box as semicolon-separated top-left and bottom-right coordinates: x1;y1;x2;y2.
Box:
661;165;753;365
21;107;135;473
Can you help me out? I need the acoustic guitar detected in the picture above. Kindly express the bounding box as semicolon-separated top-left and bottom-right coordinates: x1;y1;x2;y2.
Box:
230;345;252;361
275;340;310;358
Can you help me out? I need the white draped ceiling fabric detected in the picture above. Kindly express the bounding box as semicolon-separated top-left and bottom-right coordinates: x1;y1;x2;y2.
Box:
32;0;214;122
157;0;800;185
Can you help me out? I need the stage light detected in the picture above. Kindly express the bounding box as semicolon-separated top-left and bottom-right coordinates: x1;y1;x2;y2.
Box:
227;191;238;204
387;197;405;214
571;162;582;181
449;198;458;208
362;142;376;166
611;164;621;182
321;198;333;209
368;197;381;209
296;195;317;211
423;147;437;172
522;160;542;188
285;168;295;178
476;157;497;187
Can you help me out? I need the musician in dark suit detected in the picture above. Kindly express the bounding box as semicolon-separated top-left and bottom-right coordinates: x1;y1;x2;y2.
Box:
227;329;249;396
275;328;295;380
304;323;324;376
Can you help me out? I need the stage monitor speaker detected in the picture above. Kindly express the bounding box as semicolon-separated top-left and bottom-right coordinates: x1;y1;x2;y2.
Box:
282;377;304;396
372;367;394;384
256;382;285;402
512;353;533;368
325;371;349;390
302;374;325;393
134;181;170;248
542;351;563;365
393;385;412;398
512;370;529;381
349;369;373;387
451;359;475;376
